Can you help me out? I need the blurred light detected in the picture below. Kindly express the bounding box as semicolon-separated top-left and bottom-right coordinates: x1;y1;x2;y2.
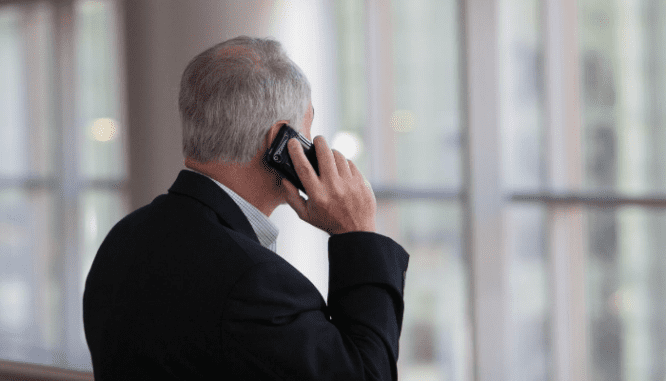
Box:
612;289;634;314
390;110;416;132
88;213;98;237
90;118;117;141
331;131;362;160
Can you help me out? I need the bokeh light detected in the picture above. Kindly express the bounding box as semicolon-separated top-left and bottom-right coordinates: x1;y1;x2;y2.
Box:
331;131;362;160
90;118;117;142
390;110;416;133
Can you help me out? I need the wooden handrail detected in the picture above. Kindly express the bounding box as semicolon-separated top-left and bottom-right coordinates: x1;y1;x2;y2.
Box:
0;360;93;381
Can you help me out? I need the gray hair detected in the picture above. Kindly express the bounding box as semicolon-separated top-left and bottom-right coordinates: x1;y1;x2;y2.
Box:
179;36;311;163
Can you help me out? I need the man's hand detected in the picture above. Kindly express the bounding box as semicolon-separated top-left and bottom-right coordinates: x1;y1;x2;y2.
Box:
282;136;376;235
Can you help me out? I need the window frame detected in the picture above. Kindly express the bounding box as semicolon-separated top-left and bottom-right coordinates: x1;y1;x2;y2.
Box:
368;0;666;380
0;0;126;372
468;0;666;380
4;0;666;379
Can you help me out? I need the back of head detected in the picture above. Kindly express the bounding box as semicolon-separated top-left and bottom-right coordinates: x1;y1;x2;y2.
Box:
179;36;311;163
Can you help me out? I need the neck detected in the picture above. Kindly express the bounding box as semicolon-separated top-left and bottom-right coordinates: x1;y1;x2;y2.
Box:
184;157;284;217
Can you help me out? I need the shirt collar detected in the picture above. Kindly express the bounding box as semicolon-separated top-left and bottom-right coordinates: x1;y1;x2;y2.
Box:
187;169;279;251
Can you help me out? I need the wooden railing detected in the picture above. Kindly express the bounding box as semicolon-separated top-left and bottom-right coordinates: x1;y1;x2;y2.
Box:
0;360;93;381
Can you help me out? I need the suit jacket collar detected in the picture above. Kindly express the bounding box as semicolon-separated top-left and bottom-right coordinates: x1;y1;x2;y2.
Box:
168;170;260;244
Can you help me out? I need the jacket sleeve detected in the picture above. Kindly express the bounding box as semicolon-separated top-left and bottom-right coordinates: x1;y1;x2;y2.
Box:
221;232;409;381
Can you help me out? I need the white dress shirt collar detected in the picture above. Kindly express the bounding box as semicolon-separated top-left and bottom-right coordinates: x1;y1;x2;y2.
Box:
188;170;279;252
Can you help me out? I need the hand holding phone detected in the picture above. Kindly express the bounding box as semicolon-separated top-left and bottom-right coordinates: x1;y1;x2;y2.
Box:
281;134;377;235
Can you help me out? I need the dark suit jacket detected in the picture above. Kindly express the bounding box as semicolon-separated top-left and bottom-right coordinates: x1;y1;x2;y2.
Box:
83;170;409;380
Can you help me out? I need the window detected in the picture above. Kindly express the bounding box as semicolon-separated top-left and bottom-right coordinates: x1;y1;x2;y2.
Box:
578;0;666;379
0;0;126;371
499;0;550;379
337;0;666;380
336;1;469;379
504;0;666;379
3;0;665;379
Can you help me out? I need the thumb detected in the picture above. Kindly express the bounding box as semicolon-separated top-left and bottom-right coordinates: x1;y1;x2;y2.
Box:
282;178;307;218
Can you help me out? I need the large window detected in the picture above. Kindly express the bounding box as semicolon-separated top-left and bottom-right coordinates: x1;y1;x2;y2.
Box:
499;0;551;379
0;0;126;372
2;1;666;379
578;0;666;379
337;0;666;380
336;1;469;380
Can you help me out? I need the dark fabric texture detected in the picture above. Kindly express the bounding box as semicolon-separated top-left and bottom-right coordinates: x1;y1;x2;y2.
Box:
83;170;409;380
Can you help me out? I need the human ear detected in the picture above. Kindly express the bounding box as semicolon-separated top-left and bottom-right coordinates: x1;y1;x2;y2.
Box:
264;120;289;148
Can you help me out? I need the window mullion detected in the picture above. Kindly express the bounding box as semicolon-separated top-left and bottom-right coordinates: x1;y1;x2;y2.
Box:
511;192;666;208
462;0;508;380
542;0;587;380
364;0;395;186
52;0;79;367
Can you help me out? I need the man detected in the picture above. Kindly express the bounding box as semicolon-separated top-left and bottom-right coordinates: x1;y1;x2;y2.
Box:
83;36;409;380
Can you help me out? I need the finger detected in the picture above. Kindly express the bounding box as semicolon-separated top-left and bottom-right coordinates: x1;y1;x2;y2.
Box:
348;159;359;176
332;150;351;177
281;175;308;218
363;176;375;196
288;138;319;193
312;136;338;180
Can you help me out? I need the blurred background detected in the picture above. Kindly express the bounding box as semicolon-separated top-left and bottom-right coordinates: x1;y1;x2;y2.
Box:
1;0;666;380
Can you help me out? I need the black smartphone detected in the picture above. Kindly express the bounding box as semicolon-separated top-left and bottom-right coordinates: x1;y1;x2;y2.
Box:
263;124;320;193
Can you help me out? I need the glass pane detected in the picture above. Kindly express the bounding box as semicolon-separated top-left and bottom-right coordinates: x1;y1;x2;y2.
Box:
0;189;57;364
376;200;470;380
585;207;666;380
70;189;126;371
506;204;550;380
0;7;28;177
499;0;544;191
79;189;127;292
579;0;666;196
76;0;126;180
0;4;56;178
333;0;368;174
390;0;462;189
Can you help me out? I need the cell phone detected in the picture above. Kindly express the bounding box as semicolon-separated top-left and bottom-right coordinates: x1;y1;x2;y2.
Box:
263;124;320;193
